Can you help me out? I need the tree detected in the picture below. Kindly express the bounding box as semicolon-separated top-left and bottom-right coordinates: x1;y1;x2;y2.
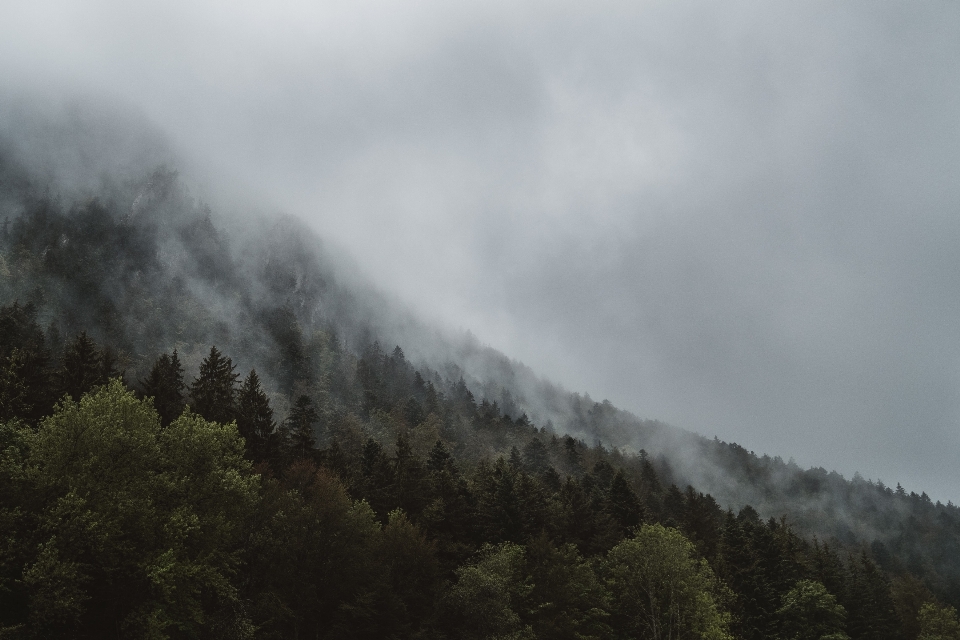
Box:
0;302;53;423
235;368;275;461
607;469;642;534
285;394;318;460
12;380;258;637
777;579;850;640
522;438;551;475
57;331;107;401
0;349;35;422
188;346;238;424
919;602;960;640
603;523;733;640
443;542;534;640
139;350;185;426
524;534;611;640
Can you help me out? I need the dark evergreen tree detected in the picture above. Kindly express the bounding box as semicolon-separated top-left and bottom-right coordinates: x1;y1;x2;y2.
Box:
360;437;395;518
188;346;238;424
393;433;430;518
0;302;52;422
58;331;107;401
607;469;642;535
523;438;551;475
427;439;453;474
236;369;276;461
139;350;185;426
286;394;318;460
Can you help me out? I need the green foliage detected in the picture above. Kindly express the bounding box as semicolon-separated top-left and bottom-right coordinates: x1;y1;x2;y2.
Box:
523;534;611;639
5;380;258;638
444;542;535;640
603;523;733;640
919;602;960;640
777;579;849;640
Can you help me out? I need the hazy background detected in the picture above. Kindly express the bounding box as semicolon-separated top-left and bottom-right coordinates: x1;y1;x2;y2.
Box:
2;0;960;499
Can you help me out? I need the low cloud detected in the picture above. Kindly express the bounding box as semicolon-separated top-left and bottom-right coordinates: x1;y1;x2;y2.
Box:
2;0;960;499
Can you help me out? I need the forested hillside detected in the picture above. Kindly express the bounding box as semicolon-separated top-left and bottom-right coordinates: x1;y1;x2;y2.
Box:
2;108;960;638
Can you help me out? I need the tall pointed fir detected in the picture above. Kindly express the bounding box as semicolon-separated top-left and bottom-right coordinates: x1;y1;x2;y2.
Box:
235;369;276;462
285;394;319;460
58;331;107;401
0;302;53;423
188;346;239;424
140;350;185;426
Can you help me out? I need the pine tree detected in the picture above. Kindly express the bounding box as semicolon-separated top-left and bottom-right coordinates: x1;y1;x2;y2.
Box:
523;438;551;475
0;302;53;422
393;433;430;517
608;469;642;534
58;331;106;401
286;394;318;460
427;439;453;475
188;346;238;424
236;369;276;461
140;350;185;426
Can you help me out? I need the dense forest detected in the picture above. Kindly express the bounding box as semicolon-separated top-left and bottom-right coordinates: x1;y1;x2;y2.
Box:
2;110;960;638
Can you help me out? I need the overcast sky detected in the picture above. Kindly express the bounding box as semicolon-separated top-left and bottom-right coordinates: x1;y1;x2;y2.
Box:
3;0;960;500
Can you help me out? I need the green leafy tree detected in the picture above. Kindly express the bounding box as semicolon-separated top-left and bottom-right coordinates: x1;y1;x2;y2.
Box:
603;523;733;640
10;380;258;637
919;602;960;640
777;579;850;640
188;346;238;424
443;542;535;640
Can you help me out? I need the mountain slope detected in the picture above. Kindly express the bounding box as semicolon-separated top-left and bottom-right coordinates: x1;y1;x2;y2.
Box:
2;98;960;636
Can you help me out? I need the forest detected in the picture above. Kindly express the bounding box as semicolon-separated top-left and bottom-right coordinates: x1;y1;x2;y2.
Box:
2;127;960;638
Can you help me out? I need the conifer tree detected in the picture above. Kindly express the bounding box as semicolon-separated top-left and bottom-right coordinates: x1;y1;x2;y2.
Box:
0;302;53;422
286;394;318;459
427;439;453;475
522;438;551;475
140;350;185;426
189;346;238;424
0;349;33;422
235;368;276;461
58;331;106;401
608;469;642;534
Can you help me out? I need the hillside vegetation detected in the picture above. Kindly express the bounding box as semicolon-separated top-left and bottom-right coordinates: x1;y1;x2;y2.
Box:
1;110;960;639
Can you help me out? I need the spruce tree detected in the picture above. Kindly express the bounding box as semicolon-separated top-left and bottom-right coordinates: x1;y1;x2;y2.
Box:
0;302;53;422
140;350;185;426
58;331;106;401
236;369;276;461
189;346;238;424
286;394;318;459
608;469;642;534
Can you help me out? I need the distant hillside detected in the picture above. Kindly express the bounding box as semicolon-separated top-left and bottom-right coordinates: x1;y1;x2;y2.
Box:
2;99;959;638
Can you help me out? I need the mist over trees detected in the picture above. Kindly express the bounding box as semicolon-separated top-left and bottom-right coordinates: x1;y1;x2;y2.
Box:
2;103;960;638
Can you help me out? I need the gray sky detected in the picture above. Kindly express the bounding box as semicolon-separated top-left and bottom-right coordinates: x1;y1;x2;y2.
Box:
3;0;960;500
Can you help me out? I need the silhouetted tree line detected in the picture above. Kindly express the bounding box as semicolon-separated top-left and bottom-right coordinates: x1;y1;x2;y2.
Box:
2;313;960;639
